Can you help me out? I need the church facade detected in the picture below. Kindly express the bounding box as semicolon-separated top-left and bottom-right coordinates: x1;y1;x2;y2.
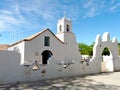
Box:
8;17;81;66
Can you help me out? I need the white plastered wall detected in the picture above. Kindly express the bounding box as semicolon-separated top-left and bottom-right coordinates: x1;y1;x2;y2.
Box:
0;51;24;84
8;42;25;65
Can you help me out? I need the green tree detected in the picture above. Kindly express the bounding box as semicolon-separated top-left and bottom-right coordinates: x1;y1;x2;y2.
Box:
89;42;95;56
118;43;120;55
102;47;110;56
79;43;93;56
78;42;120;56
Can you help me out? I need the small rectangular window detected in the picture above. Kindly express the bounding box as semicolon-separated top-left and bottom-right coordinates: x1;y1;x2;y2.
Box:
44;36;50;46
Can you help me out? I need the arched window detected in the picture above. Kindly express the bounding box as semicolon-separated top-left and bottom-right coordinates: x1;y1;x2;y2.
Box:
66;25;70;32
59;25;62;32
41;50;53;64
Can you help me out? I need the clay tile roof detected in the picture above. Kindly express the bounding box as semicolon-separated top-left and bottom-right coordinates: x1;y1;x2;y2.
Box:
10;28;64;47
24;28;48;40
0;44;10;50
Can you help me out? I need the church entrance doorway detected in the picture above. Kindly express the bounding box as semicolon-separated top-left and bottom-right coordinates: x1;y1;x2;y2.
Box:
41;50;53;65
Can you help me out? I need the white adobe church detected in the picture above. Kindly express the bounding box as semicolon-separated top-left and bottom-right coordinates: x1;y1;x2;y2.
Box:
8;16;81;66
0;16;120;84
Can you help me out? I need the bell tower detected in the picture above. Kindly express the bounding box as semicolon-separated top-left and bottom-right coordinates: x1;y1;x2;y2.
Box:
56;16;74;43
56;16;81;61
57;16;72;33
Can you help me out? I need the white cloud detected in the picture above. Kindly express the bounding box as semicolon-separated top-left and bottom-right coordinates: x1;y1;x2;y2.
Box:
0;16;18;25
0;0;82;33
81;0;120;18
85;7;97;18
83;0;93;8
0;10;13;15
0;0;120;33
82;0;105;18
16;0;58;21
111;0;116;4
0;9;29;32
110;2;120;11
0;1;108;28
0;0;44;32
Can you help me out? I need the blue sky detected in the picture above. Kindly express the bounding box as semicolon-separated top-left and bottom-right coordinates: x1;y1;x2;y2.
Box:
0;0;120;45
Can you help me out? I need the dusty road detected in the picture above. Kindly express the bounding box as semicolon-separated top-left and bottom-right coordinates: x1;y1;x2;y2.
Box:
0;72;120;90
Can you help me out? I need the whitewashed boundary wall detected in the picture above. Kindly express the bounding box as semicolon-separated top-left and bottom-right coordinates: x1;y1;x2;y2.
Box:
0;50;100;84
0;50;23;84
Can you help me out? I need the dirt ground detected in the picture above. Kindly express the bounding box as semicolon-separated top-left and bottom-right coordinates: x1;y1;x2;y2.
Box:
1;72;120;90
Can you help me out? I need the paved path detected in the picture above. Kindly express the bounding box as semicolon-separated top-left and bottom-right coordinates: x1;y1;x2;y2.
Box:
0;72;120;90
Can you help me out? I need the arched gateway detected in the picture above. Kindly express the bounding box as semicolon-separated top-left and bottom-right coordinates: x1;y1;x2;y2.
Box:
93;32;120;72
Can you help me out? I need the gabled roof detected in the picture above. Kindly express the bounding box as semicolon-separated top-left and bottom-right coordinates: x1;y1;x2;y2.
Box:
10;28;64;47
0;44;10;50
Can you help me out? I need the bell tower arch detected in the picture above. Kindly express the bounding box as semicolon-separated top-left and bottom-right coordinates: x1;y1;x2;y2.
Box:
57;16;72;33
56;16;73;43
